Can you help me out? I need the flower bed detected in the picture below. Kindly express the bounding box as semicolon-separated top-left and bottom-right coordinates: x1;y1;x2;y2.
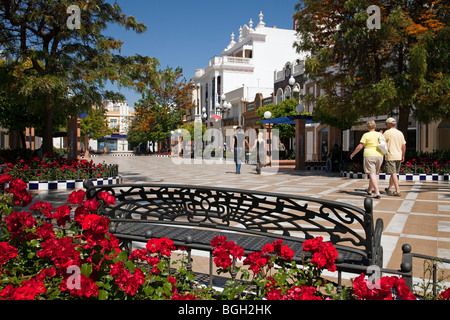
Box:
342;150;450;181
0;150;120;190
0;179;449;300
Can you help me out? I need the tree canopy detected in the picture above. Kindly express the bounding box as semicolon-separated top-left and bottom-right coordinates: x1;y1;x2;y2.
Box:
131;67;195;146
0;0;159;153
293;0;450;134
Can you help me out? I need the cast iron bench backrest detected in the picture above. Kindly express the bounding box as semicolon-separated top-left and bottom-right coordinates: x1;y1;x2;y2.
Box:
85;181;381;265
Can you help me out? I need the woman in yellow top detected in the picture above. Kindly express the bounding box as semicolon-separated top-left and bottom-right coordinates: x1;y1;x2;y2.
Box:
350;120;384;198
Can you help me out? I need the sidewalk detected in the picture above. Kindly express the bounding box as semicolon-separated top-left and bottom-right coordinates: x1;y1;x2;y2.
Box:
32;156;450;288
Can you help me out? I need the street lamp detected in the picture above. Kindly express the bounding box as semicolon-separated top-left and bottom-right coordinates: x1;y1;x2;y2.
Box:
296;104;305;114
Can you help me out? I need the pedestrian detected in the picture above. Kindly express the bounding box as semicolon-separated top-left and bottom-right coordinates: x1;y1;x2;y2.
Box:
350;120;384;198
231;126;249;174
383;117;406;196
251;132;266;174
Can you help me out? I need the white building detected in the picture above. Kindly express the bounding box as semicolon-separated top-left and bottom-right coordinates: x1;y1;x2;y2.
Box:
191;12;306;129
97;100;135;153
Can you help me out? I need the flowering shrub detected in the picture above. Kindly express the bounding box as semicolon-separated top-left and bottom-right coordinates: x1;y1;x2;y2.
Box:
0;151;117;182
0;178;449;300
344;150;450;175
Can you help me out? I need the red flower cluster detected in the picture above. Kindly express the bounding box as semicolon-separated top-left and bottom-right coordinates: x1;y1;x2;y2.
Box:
0;175;32;207
265;277;322;300
4;211;36;241
439;288;450;300
60;274;99;298
81;214;110;242
146;237;175;257
0;242;18;265
114;267;146;296
98;191;116;205
210;236;244;269
262;239;294;261
243;251;269;273
302;236;338;272
37;237;81;269
0;277;46;300
352;273;416;300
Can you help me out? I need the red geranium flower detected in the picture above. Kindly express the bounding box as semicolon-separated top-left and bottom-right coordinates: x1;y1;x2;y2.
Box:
0;174;12;184
210;236;244;269
53;205;71;226
146;237;175;257
98;191;116;205
0;242;18;265
302;237;338;272
60;273;99;298
82;199;99;212
115;268;146;296
1;278;47;300
67;190;86;205
81;214;110;242
243;251;269;273
262;239;294;261
29;201;54;218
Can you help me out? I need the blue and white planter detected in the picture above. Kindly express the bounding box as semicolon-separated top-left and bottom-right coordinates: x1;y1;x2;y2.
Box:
25;176;123;191
341;171;449;182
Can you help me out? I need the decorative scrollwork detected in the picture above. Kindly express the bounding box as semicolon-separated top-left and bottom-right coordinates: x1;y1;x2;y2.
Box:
87;183;375;258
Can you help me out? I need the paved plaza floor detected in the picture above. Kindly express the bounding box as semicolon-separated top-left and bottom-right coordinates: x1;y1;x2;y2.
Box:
32;155;450;288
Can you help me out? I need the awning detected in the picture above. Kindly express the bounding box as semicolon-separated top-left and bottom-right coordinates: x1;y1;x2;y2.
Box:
103;134;127;139
260;115;315;125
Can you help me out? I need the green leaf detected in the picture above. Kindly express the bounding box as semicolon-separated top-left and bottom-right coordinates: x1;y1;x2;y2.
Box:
98;289;109;300
81;263;93;278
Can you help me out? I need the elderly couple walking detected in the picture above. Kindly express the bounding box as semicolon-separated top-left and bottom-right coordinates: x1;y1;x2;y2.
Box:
350;118;406;199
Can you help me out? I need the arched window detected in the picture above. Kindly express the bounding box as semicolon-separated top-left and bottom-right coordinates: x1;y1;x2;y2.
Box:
284;86;292;100
276;88;284;104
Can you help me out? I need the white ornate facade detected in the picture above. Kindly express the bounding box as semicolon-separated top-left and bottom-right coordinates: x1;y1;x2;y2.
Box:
191;12;306;129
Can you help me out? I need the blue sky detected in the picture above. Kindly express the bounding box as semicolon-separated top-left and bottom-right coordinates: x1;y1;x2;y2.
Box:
105;0;300;107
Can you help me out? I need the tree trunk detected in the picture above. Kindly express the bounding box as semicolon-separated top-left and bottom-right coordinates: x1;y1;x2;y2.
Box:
41;107;54;154
398;105;410;141
84;134;90;158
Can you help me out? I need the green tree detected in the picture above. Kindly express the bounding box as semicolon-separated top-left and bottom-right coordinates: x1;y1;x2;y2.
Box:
132;67;195;149
80;105;112;157
0;0;158;153
256;98;307;139
293;0;450;134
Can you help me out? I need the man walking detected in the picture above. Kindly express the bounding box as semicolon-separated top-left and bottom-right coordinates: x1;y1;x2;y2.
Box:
383;117;406;196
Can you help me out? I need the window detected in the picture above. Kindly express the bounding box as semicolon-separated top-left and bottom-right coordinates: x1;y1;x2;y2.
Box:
109;118;118;129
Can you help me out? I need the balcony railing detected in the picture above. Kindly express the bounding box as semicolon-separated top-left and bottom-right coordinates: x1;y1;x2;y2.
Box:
209;56;252;67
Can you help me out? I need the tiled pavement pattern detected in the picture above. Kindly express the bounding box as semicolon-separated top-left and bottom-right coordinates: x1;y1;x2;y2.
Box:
32;156;450;288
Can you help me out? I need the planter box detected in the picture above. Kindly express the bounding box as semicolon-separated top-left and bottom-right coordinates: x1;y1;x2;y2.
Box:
341;171;449;182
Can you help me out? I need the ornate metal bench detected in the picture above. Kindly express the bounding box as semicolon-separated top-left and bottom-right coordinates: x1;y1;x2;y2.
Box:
84;180;384;281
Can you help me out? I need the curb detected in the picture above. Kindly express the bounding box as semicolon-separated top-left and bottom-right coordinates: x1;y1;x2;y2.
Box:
26;176;123;191
341;171;449;182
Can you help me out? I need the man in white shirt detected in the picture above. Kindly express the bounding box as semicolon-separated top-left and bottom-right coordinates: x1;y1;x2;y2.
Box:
383;117;406;196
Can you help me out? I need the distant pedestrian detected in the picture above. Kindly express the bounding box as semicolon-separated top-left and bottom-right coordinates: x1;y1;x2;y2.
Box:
350;120;384;198
251;132;266;174
232;127;249;174
383;117;406;196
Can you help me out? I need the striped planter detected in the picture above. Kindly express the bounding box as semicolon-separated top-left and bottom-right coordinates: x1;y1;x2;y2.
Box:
25;176;123;191
341;171;449;182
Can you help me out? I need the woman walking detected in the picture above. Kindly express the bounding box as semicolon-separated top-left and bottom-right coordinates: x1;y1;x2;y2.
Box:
251;132;266;174
350;120;384;198
232;126;249;174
